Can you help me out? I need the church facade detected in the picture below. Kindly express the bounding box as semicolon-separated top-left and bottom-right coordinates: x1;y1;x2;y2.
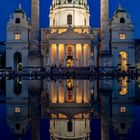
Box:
6;0;135;71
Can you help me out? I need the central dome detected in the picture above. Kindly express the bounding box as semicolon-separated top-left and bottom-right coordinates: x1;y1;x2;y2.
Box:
50;0;90;27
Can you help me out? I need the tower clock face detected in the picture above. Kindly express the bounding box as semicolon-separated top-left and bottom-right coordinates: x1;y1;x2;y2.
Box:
67;0;72;3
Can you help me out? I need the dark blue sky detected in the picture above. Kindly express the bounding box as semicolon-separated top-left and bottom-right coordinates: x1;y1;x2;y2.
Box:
0;0;139;41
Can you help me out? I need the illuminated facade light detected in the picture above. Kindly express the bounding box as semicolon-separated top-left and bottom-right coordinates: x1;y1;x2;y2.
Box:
119;77;128;96
15;33;21;40
15;107;21;113
120;106;126;113
120;33;126;40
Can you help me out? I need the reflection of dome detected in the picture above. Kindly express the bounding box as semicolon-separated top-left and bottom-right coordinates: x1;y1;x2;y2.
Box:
50;118;90;140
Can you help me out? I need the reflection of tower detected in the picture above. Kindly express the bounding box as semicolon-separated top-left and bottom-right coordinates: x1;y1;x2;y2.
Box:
111;78;135;139
136;77;140;103
28;80;41;140
48;79;92;139
100;80;112;140
6;79;29;139
99;0;112;67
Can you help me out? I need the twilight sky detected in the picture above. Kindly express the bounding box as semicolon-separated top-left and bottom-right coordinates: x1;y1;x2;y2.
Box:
0;0;139;40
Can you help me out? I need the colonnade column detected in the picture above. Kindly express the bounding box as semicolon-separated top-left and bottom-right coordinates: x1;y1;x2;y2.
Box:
64;45;66;66
82;44;85;67
74;45;76;67
57;81;59;103
56;44;59;66
89;44;91;66
82;80;84;103
49;45;52;65
74;80;77;102
64;80;66;102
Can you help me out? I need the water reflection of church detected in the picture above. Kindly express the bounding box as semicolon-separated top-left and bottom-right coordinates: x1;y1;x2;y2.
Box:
5;77;136;140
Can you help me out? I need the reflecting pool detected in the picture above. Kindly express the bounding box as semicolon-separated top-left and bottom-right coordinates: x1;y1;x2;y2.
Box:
0;77;140;140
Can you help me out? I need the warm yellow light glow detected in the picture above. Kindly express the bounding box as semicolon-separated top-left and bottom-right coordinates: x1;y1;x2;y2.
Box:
58;28;67;34
119;51;128;71
51;44;57;65
74;28;82;33
119;77;128;96
120;33;126;40
59;82;64;103
52;82;57;103
66;79;74;90
84;81;89;103
83;28;89;33
15;33;21;40
51;28;57;33
15;107;21;113
66;79;74;103
58;113;67;119
120;106;126;113
58;44;64;65
76;80;82;103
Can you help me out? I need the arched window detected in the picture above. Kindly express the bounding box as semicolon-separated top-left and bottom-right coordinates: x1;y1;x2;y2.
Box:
119;77;128;96
16;124;20;129
120;17;125;23
67;121;73;132
14;52;22;71
119;51;128;71
14;78;22;95
68;0;72;3
15;18;20;24
67;15;72;25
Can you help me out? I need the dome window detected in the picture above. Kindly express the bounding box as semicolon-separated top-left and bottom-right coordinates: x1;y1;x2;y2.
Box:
120;18;125;23
67;121;73;132
15;18;20;24
68;0;72;3
67;15;72;25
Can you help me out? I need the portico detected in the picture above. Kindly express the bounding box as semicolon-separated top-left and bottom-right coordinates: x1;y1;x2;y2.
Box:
49;27;91;67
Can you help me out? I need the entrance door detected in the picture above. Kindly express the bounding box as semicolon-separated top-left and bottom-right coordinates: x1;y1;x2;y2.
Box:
66;56;74;67
14;52;22;71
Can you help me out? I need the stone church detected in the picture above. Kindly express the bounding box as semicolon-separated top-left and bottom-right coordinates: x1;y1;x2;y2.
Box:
6;0;135;71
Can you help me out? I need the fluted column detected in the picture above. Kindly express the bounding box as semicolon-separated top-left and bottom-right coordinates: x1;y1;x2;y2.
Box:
74;45;76;67
100;0;110;52
82;44;84;67
49;45;52;65
64;45;66;66
57;44;59;66
88;45;91;66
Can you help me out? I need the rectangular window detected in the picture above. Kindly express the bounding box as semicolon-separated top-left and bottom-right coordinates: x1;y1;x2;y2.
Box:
15;107;21;113
120;33;126;40
15;33;21;40
120;106;126;113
